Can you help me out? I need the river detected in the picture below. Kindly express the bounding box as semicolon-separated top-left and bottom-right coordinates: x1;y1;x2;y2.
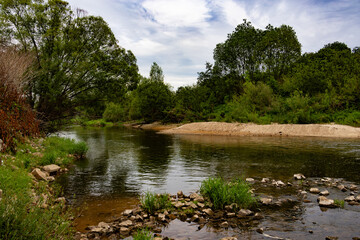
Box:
57;126;360;239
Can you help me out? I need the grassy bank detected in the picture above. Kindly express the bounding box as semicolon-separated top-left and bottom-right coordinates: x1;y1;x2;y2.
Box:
0;137;87;239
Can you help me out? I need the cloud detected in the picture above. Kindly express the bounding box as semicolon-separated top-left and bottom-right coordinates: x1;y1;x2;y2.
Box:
65;0;360;89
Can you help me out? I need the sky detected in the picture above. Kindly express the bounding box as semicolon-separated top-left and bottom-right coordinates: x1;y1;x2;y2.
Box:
66;0;360;89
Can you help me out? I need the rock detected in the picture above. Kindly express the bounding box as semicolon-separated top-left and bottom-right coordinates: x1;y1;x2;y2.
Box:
337;184;347;192
294;173;306;180
310;188;320;194
320;190;330;196
300;191;307;195
135;215;143;221
325;237;338;240
260;197;272;205
197;202;205;208
123;209;132;216
190;214;199;222
98;222;110;229
237;209;253;218
349;184;358;191
221;238;237;240
189;202;197;209
0;189;2;199
55;197;66;204
213;211;224;219
220;221;229;228
356;195;360;202
227;212;236;217
90;227;103;233
345;196;356;202
119;227;130;235
253;212;264;220
119;220;132;227
43;164;61;174
261;178;270;183
31;168;48;181
321;177;332;182
246;178;255;183
203;208;214;216
46;176;55;182
318;196;336;208
168;214;176;220
174;202;185;208
273;180;285;187
177;190;184;198
349;201;360;206
158;213;166;222
256;228;264;234
189;192;200;200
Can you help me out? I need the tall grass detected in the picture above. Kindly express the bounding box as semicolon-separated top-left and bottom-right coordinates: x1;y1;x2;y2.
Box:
200;177;256;210
133;228;153;240
140;192;172;214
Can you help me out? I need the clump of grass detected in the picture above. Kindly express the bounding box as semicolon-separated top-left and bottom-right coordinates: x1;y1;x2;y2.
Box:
133;228;153;240
334;199;345;208
140;192;172;214
200;177;256;210
82;119;114;127
0;167;73;239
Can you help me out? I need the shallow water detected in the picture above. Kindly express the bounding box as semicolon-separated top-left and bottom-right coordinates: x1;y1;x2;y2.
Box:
56;126;360;238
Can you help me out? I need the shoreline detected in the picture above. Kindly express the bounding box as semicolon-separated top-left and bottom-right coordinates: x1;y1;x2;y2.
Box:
158;122;360;138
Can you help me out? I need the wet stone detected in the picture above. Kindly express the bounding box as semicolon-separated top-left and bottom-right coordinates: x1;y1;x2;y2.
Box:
123;209;132;216
190;214;199;222
253;212;264;220
197;202;205;208
237;209;253;218
310;188;320;194
325;237;338;240
349;201;360;206
318;196;336;208
320;190;330;196
119;227;130;235
119;220;132;227
260;197;272;205
220;221;229;228
294;173;306;180
227;212;236;218
345;196;356;202
337;185;347;192
261;178;270;183
349;184;358;191
203;208;214;216
246;178;255;183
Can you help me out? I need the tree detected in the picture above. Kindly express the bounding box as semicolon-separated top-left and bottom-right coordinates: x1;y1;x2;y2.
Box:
0;0;139;128
149;62;164;82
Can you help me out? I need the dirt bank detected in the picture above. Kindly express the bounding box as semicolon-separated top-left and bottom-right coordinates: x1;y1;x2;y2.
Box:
124;122;181;131
160;122;360;138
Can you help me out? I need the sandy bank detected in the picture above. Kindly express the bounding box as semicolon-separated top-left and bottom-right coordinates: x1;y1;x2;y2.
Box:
123;122;181;131
160;122;360;138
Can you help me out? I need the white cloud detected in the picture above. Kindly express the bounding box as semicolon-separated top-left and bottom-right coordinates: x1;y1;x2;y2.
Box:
141;0;211;28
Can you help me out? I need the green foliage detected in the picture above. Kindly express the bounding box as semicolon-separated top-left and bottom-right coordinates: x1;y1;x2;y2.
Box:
140;192;172;214
200;177;256;210
133;228;153;240
334;199;345;208
149;62;164;82
0;167;73;239
103;102;127;122
0;0;139;130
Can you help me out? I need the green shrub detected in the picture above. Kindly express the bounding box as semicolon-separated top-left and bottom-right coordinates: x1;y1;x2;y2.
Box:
334;199;345;208
140;192;172;214
133;228;153;240
200;177;256;210
103;102;127;122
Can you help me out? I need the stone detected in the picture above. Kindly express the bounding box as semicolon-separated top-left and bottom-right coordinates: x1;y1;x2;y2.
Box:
197;202;205;208
189;202;197;209
260;197;272;205
119;220;132;227
31;168;48;181
246;178;255;183
320;190;330;196
256;228;264;234
221;238;238;240
135;215;143;221
90;227;103;233
177;190;184;198
253;212;264;220
46;176;55;182
337;184;347;192
168;214;177;220
345;196;356;202
189;192;200;200
119;227;130;235
261;178;270;183
174;201;185;208
356;195;360;202
325;237;338;240
237;209;253;218
190;214;199;222
318;196;336;208
300;191;307;195
55;197;66;204
220;221;229;228
349;184;358;191
158;213;166;222
203;208;214;216
98;222;110;229
123;209;132;216
349;201;360;206
227;212;236;217
310;188;320;194
43;164;61;174
294;173;306;180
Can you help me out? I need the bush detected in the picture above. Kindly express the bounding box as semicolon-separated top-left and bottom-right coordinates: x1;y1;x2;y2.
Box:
200;177;256;210
140;192;172;214
103;102;127;122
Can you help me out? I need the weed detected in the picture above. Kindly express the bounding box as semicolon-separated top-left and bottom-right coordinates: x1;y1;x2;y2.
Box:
133;228;153;240
200;177;256;210
140;192;172;214
334;199;345;208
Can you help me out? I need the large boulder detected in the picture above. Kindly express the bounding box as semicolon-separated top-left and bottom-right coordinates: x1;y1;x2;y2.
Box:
31;168;48;181
43;164;61;174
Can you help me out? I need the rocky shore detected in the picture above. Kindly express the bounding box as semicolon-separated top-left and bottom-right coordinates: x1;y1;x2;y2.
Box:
75;174;360;240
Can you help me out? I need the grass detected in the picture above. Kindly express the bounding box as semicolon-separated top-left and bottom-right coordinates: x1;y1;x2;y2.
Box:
0;136;88;239
0;167;73;239
132;228;154;240
200;177;256;210
140;192;172;214
334;199;345;208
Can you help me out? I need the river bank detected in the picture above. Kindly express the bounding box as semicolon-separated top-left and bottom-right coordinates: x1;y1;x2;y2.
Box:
159;122;360;138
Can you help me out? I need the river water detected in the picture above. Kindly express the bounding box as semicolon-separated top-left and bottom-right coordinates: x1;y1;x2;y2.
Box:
57;126;360;239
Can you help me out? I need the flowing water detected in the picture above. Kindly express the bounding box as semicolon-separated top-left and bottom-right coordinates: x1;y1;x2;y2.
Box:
56;126;360;239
